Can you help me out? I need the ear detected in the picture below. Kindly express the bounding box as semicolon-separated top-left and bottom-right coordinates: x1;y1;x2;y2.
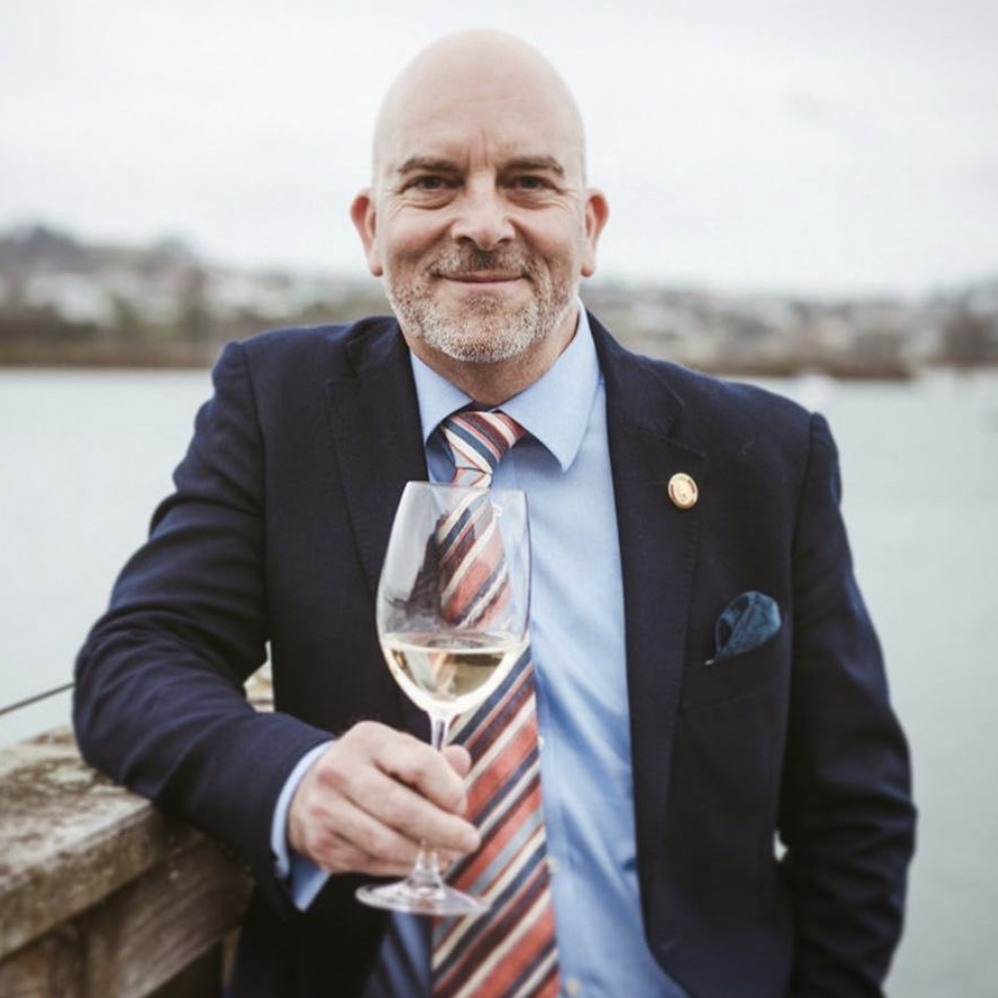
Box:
580;189;610;278
350;190;383;277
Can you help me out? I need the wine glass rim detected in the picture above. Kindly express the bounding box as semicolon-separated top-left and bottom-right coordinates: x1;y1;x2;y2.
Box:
404;480;527;500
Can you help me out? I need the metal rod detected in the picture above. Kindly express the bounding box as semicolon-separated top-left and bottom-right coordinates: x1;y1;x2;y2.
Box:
0;682;75;719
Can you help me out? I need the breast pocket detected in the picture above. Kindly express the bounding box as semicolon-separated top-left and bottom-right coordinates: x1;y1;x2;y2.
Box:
680;625;788;712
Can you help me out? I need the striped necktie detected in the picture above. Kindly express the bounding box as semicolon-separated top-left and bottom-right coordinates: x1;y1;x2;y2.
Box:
432;411;561;998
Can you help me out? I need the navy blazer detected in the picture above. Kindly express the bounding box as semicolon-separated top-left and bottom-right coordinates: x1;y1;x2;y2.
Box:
74;315;915;997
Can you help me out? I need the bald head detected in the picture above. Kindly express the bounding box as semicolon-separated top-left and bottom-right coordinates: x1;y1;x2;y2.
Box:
370;30;588;191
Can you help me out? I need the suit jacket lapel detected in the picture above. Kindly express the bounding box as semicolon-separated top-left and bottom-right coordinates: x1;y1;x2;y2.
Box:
592;318;706;924
326;319;429;736
326;320;428;593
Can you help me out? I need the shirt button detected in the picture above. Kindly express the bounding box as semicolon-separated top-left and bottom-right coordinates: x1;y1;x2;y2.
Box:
548;856;560;875
564;978;583;997
537;734;545;751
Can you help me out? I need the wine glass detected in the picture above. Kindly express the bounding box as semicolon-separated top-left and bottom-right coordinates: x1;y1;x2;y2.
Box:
355;480;531;915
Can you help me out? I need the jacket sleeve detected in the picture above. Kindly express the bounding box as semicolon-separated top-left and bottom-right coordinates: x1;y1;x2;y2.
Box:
780;412;916;996
73;341;331;913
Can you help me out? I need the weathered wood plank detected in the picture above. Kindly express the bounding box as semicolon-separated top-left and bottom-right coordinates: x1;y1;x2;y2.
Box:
0;727;252;996
0;728;200;960
0;836;249;997
149;946;226;998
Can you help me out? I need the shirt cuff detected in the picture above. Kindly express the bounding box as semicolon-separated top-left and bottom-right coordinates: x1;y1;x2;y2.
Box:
270;740;333;911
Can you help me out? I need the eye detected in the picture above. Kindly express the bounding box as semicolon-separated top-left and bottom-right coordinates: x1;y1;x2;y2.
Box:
404;175;455;194
512;175;550;191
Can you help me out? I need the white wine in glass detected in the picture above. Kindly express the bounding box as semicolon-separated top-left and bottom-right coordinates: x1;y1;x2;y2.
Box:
356;481;530;916
381;630;525;718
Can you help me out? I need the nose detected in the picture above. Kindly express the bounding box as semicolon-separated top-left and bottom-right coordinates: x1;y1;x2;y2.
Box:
449;180;514;251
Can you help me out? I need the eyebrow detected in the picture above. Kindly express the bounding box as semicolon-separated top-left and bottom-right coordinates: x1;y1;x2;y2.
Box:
395;157;462;177
503;156;566;177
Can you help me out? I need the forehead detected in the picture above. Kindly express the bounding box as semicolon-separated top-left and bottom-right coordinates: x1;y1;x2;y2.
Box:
376;82;584;181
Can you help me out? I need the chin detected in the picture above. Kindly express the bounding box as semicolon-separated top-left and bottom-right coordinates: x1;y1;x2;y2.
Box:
430;328;541;365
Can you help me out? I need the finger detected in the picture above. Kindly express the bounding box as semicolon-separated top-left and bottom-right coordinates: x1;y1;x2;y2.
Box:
442;744;473;779
349;764;480;854
292;764;427;874
310;803;422;876
316;721;465;815
311;807;469;878
371;731;470;815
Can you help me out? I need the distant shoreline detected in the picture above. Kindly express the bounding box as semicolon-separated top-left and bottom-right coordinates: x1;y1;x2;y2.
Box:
0;343;924;381
0;343;216;370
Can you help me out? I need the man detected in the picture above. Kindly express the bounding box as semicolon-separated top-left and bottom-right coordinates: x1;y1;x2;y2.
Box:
74;29;915;998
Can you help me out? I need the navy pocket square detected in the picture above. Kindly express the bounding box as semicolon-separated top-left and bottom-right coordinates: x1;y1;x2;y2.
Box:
708;591;782;665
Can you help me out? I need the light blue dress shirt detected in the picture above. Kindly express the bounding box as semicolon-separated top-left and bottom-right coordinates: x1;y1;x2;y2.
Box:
274;308;687;997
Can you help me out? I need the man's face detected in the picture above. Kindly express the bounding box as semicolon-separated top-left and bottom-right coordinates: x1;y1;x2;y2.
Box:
353;65;607;369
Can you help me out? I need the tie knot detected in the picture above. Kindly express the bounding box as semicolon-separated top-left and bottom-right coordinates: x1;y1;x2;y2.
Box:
441;410;526;487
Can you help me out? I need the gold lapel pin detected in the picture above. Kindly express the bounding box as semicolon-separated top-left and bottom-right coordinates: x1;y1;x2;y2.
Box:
667;472;698;510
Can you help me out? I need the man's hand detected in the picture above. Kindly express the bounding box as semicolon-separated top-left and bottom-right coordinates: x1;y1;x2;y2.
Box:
288;720;480;877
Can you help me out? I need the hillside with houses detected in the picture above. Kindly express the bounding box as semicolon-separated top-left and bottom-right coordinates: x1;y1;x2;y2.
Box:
1;224;995;376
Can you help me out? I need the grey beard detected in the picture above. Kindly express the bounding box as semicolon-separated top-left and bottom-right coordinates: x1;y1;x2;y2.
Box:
384;273;577;365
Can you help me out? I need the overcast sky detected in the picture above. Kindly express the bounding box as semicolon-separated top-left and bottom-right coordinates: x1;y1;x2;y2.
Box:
2;0;996;296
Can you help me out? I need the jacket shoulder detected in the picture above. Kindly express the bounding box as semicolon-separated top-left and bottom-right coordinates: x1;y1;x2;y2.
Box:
234;315;398;373
659;359;812;438
661;359;821;487
591;313;814;453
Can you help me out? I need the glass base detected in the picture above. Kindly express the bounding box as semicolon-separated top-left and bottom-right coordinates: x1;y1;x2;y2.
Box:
356;878;489;916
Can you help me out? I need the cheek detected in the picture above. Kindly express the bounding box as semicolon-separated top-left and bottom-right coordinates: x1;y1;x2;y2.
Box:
379;214;449;263
522;215;591;274
538;238;588;281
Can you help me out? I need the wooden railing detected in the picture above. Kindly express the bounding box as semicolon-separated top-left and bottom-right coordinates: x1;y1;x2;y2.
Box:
0;727;252;997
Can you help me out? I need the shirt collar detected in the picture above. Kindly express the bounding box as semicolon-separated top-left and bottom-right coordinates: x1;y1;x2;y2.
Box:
409;302;601;473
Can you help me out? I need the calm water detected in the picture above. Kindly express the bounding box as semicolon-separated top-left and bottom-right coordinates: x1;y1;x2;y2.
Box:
1;366;996;996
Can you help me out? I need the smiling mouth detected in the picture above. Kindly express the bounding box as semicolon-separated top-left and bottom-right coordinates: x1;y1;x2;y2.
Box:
438;272;526;286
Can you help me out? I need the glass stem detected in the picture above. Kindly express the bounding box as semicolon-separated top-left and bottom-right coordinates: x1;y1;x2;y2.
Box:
429;713;448;752
409;714;450;890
